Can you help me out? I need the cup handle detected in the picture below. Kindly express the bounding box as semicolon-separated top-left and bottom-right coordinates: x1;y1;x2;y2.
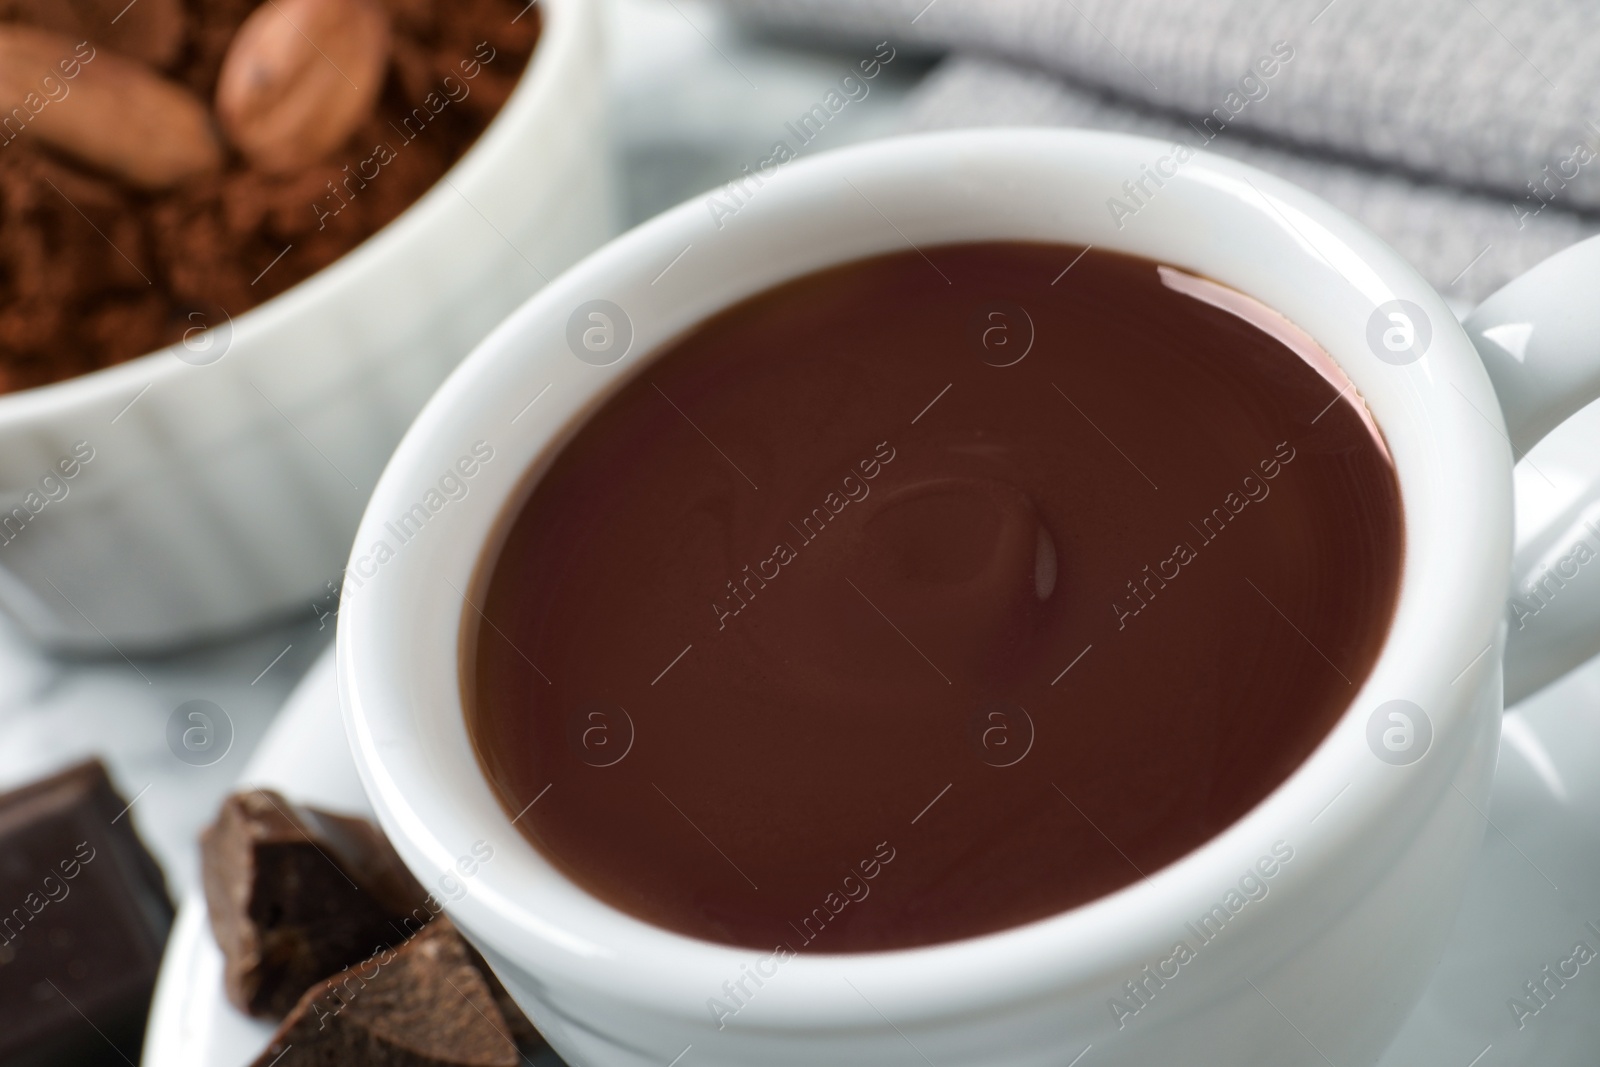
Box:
1465;236;1600;704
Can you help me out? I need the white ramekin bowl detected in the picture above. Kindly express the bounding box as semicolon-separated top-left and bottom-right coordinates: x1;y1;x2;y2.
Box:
339;129;1521;1065
0;0;613;652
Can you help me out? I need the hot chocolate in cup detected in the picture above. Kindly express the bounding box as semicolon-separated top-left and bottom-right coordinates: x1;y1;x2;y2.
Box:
338;128;1600;1066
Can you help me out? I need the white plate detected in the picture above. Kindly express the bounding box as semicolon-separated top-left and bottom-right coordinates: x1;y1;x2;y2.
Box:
143;635;1600;1067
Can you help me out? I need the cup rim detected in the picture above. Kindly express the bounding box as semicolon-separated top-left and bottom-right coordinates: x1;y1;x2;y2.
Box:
0;0;579;427
338;126;1511;1028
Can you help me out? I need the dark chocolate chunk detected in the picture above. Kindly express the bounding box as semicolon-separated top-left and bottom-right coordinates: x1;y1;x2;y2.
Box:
200;789;434;1017
0;758;173;1067
251;917;520;1067
459;937;546;1053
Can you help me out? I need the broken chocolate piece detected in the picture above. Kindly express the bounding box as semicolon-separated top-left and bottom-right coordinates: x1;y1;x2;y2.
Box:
251;917;520;1067
460;936;545;1052
200;789;435;1018
0;759;173;1067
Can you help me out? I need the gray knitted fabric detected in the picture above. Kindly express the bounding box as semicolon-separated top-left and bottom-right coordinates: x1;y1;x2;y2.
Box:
902;56;1595;302
715;0;1600;303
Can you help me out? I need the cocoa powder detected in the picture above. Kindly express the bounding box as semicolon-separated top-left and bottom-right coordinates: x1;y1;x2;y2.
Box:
0;0;539;393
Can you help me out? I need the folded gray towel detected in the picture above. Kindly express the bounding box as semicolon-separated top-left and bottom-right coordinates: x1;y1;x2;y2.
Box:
716;0;1600;303
901;55;1596;304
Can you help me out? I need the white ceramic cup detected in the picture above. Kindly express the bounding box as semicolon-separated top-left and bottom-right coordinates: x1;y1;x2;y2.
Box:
338;128;1600;1065
0;0;611;652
